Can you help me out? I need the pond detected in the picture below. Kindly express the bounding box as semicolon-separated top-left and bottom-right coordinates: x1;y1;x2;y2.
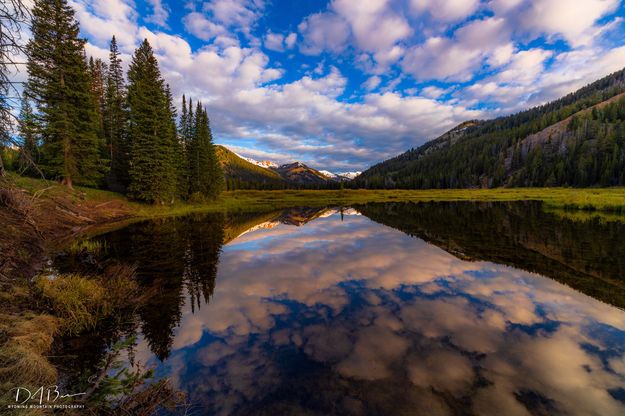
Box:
53;202;625;415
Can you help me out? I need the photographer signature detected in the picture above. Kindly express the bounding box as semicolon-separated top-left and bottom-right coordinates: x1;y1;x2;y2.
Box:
10;385;86;405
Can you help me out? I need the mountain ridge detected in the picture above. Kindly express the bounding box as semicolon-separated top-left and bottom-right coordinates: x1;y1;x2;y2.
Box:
355;68;625;189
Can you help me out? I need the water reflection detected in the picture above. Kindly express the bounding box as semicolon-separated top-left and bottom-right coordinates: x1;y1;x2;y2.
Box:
56;203;625;415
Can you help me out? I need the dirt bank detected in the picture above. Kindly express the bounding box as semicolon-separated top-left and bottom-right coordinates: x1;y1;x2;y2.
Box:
0;178;132;410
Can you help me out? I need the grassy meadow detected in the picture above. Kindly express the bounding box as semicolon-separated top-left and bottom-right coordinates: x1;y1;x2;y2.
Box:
11;173;625;220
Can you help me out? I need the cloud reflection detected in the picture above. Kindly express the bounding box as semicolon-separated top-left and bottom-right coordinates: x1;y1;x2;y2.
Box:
134;209;625;415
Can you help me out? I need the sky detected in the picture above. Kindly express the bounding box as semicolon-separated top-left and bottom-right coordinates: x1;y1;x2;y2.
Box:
33;0;625;171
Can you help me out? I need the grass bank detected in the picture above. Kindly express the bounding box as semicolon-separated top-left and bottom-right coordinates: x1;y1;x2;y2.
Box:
13;174;625;219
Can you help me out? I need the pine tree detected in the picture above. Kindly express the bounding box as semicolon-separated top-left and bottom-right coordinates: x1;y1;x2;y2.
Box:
187;102;223;199
17;95;40;176
204;110;224;197
177;95;190;197
126;39;177;203
165;84;188;199
187;101;203;195
104;36;130;190
26;0;105;187
88;57;107;132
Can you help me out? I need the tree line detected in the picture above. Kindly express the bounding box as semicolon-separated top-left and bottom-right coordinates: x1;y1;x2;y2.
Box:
8;0;223;203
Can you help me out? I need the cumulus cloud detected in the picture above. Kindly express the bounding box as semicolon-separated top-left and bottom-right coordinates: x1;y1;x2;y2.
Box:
519;0;621;46
145;0;170;28
70;0;139;50
298;12;350;55
263;31;297;52
410;0;481;22
183;0;265;41
402;17;512;81
299;0;411;69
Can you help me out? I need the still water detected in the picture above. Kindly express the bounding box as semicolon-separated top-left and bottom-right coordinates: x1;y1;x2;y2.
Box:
55;202;625;415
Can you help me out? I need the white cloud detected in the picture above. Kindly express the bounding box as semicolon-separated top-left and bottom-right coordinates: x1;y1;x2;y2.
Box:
520;0;620;46
421;86;446;99
332;0;411;53
298;12;350;55
494;48;553;85
299;0;410;68
284;32;297;49
70;0;138;50
145;0;170;28
264;31;285;51
410;0;481;22
183;11;225;41
402;17;512;81
363;75;382;91
264;31;297;52
183;0;265;42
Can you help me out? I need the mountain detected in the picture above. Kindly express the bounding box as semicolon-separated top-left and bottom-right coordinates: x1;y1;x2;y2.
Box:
218;146;359;187
272;162;331;185
234;153;278;169
319;170;362;181
355;68;625;189
215;145;286;190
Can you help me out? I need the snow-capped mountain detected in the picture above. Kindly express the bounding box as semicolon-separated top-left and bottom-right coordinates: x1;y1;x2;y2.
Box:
319;170;339;179
336;172;361;180
234;153;278;169
320;170;362;181
231;149;359;182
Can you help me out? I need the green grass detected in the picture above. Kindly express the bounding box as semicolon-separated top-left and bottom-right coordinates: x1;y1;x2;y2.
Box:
68;239;108;255
36;265;138;336
9;173;625;218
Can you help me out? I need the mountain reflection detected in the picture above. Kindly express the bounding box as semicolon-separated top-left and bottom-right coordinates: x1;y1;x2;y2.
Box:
56;203;625;415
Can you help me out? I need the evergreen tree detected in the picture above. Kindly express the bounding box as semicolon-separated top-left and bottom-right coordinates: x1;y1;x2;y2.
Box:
205;110;224;197
126;39;177;203
166;85;188;199
177;95;191;197
187;101;203;195
88;57;107;132
26;0;105;187
187;102;223;198
104;36;130;190
17;95;40;176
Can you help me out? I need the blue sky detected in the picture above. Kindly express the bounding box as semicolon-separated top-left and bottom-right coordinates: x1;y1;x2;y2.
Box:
69;0;625;172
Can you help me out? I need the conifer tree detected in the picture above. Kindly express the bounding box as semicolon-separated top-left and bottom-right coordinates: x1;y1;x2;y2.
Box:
187;101;203;195
26;0;105;187
126;39;177;203
187;101;223;198
17;95;40;176
104;36;130;190
166;85;188;199
88;57;107;132
177;95;191;197
205;111;224;197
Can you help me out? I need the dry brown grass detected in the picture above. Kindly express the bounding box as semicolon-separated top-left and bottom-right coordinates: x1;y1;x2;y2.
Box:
0;313;59;399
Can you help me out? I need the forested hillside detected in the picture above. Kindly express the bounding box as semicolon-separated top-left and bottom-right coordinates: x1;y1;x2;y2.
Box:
215;145;286;190
355;68;625;189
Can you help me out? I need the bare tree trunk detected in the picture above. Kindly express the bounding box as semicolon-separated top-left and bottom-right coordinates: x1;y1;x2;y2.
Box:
61;175;73;189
